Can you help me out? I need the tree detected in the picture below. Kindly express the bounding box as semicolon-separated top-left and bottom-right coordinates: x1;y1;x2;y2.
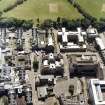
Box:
33;61;39;72
12;18;24;28
81;18;91;29
57;17;62;29
22;20;33;30
36;18;40;28
61;18;68;28
45;28;48;38
69;85;74;96
0;11;2;17
41;19;53;29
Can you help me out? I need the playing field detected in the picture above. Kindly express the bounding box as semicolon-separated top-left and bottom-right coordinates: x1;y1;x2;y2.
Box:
76;0;105;19
2;0;82;23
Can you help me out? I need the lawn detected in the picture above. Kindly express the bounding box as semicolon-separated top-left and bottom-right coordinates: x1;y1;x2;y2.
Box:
0;0;16;12
76;0;105;19
2;0;82;23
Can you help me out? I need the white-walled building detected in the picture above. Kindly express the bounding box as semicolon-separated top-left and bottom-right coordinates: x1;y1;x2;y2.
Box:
58;27;86;52
95;37;105;63
89;79;105;105
87;26;98;39
95;37;105;51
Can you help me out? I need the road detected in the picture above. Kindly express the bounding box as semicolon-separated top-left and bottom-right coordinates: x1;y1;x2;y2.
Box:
53;30;60;53
26;52;44;105
37;52;42;74
99;33;105;79
23;30;31;52
62;54;69;79
26;53;37;105
8;37;16;53
23;30;39;105
23;30;44;105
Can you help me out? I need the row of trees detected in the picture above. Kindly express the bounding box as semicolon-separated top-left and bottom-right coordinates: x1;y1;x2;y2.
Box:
67;0;105;32
0;16;101;32
68;0;96;22
3;0;27;12
40;17;105;32
0;17;33;30
40;18;91;30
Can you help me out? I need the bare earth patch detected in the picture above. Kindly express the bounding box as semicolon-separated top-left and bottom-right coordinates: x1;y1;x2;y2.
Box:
49;3;58;13
102;4;105;12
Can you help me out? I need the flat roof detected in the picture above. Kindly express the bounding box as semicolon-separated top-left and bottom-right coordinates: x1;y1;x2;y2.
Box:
89;79;105;105
77;28;84;42
95;37;105;50
37;86;48;99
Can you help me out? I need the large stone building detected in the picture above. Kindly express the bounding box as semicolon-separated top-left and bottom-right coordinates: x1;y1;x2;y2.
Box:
41;53;64;76
69;54;102;78
32;28;54;53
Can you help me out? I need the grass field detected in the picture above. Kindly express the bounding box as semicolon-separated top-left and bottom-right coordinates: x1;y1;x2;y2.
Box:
0;0;16;12
2;0;82;23
76;0;105;19
1;0;105;23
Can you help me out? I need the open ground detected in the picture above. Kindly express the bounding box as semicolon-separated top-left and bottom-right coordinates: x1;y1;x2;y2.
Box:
76;0;105;19
1;0;82;23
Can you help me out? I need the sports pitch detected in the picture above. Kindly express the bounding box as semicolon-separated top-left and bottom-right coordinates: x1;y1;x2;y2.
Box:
2;0;82;23
76;0;105;19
